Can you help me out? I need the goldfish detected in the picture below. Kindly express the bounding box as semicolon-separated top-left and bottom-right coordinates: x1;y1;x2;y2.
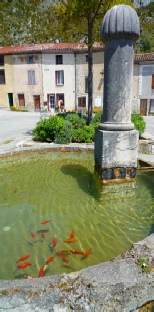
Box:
70;230;75;238
60;255;69;263
82;248;91;258
13;189;17;193
63;237;78;244
55;250;68;256
70;250;83;255
29;231;36;238
46;256;54;264
41;233;45;239
53;236;57;247
37;229;49;234
17;255;30;263
39;265;44;277
17;262;32;269
41;220;52;224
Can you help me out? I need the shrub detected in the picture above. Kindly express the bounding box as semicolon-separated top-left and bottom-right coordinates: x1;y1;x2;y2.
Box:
10;106;21;111
91;111;102;126
55;120;72;144
32;115;66;142
72;124;95;143
131;111;146;135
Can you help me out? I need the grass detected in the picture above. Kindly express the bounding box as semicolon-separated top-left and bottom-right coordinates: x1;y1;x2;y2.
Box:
2;139;13;144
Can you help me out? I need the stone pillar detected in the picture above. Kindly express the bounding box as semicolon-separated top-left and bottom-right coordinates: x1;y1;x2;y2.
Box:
94;4;140;183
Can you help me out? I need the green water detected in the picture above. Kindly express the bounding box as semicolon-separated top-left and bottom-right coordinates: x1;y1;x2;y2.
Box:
0;151;153;280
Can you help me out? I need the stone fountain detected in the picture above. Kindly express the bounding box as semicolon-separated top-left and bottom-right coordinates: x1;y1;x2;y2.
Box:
95;4;140;184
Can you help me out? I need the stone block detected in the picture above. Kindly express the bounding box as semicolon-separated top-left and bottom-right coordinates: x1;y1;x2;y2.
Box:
94;128;139;168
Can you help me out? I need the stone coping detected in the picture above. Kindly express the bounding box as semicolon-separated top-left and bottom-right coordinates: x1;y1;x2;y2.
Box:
0;141;154;311
0;235;153;311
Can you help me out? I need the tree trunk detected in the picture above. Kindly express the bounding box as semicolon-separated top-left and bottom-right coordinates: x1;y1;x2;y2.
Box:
87;20;93;125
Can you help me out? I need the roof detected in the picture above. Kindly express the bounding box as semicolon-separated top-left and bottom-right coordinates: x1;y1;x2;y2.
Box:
134;52;154;62
0;42;103;55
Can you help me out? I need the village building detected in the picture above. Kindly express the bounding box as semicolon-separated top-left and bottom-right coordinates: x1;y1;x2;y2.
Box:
0;43;153;116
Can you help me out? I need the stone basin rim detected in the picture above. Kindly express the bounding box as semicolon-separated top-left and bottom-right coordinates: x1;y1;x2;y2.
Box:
0;145;153;312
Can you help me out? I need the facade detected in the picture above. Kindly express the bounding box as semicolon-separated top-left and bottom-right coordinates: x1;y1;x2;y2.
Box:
134;52;154;116
0;43;153;115
0;54;14;108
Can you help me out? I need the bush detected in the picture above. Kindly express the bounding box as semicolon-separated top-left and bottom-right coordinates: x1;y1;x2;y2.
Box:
131;111;146;135
91;111;102;126
72;124;95;143
10;106;21;111
32;115;66;142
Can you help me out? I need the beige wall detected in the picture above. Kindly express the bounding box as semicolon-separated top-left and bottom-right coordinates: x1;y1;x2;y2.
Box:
132;64;140;112
76;51;104;109
12;53;43;111
0;55;14;108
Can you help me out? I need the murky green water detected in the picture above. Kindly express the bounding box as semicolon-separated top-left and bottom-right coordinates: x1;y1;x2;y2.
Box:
0;151;154;280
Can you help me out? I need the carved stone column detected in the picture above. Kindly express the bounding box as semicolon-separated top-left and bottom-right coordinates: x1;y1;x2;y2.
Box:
94;4;140;183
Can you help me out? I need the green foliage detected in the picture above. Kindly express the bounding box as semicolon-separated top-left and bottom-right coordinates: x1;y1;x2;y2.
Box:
91;111;102;126
71;124;95;143
138;258;149;274
32;115;66;142
55;120;72;144
131;111;146;135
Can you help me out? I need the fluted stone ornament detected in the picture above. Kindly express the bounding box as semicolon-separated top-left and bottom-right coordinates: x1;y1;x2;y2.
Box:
94;5;140;183
99;4;140;131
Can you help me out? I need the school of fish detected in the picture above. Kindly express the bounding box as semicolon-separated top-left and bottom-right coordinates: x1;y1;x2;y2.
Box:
16;220;91;279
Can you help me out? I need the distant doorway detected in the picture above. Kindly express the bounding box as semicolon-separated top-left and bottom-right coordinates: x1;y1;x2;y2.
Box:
34;95;40;111
140;99;147;116
49;94;55;111
8;93;13;108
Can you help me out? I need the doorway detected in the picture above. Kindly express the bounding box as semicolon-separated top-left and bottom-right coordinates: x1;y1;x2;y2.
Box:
49;95;55;111
34;95;40;111
8;93;13;108
140;99;147;116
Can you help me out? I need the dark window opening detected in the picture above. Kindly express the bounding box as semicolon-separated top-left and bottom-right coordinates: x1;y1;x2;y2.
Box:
0;70;5;84
0;56;4;66
28;56;34;64
78;97;86;108
85;76;88;93
56;55;63;65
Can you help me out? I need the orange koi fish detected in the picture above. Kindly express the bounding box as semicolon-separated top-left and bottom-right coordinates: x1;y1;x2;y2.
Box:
41;233;45;239
60;255;69;263
82;248;91;258
17;255;30;263
55;250;68;256
63;237;78;244
70;230;75;238
17;262;32;269
70;250;83;255
46;256;54;264
29;231;36;238
13;189;17;193
39;265;44;277
41;220;52;224
53;236;57;248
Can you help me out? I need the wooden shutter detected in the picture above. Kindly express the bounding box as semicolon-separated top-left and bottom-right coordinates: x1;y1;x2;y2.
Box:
151;75;154;89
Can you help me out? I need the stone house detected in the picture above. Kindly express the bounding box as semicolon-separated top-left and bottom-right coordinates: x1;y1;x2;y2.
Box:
0;43;104;112
134;52;154;116
0;43;153;115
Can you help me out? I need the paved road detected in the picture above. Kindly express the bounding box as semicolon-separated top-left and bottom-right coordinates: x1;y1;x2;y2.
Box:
0;109;41;154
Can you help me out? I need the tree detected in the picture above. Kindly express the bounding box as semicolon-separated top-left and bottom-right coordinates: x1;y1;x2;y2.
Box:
135;2;154;52
51;0;134;124
1;0;56;46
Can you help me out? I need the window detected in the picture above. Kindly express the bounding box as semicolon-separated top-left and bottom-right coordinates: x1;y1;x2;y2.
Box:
55;70;64;85
28;70;35;84
85;76;88;93
0;56;4;66
85;55;88;62
149;99;154;113
28;56;34;64
0;70;5;84
151;75;154;89
56;55;63;64
78;97;86;108
18;94;25;106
